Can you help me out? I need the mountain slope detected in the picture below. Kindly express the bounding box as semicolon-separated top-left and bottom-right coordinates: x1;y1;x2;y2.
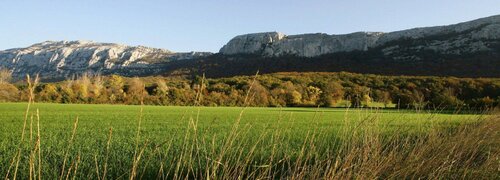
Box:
220;15;500;58
0;41;211;79
192;15;499;77
1;15;500;80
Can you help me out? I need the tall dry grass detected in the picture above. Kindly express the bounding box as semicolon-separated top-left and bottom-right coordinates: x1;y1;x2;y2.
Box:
4;75;41;180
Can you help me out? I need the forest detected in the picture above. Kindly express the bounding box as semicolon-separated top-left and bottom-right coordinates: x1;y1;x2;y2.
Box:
1;69;499;110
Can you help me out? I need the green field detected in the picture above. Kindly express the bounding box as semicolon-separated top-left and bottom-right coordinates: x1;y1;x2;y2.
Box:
0;103;496;179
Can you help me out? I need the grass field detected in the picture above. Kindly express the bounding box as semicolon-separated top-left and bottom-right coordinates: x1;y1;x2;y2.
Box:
0;103;498;179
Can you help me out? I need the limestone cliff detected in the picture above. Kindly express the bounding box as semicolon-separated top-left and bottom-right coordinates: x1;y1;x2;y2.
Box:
0;40;211;79
220;15;500;57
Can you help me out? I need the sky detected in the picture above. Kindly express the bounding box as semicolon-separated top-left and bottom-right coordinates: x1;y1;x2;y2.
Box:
0;0;499;52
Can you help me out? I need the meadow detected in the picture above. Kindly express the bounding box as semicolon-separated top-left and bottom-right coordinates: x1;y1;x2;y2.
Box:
1;102;498;179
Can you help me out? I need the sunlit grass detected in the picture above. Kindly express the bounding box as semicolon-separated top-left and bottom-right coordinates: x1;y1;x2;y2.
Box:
1;102;496;179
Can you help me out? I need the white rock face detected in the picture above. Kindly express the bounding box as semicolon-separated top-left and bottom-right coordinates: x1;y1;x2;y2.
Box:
220;32;286;55
270;32;383;57
220;15;500;57
0;41;211;79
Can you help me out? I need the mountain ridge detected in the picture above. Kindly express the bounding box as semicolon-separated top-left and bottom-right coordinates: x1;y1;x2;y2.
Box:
219;15;500;57
0;40;212;79
1;15;500;80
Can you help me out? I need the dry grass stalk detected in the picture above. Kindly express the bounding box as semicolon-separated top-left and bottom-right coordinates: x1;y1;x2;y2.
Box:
59;117;79;180
130;83;146;180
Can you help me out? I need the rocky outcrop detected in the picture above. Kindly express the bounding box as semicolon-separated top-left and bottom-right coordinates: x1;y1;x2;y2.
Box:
0;41;211;79
219;32;286;55
221;32;385;57
270;32;383;57
220;15;500;57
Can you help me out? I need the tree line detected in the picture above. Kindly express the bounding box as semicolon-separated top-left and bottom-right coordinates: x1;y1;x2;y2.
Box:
0;70;499;110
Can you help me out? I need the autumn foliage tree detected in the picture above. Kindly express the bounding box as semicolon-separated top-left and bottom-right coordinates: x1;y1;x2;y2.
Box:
0;68;12;84
317;81;344;107
38;84;61;102
125;77;146;104
107;75;125;103
0;68;18;102
0;83;18;102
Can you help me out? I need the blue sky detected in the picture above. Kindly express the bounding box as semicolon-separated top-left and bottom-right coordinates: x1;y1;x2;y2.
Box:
1;0;499;52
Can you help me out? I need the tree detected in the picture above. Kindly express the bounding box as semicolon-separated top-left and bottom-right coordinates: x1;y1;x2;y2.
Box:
0;83;19;102
270;88;286;107
152;79;170;105
281;81;302;106
107;75;125;103
318;81;344;107
125;78;146;104
287;90;302;106
169;87;189;106
60;82;76;103
89;74;105;103
394;89;425;109
0;68;12;84
429;88;464;109
153;79;169;96
304;86;322;106
38;84;61;102
248;81;270;106
347;85;370;108
373;90;392;108
71;74;92;102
